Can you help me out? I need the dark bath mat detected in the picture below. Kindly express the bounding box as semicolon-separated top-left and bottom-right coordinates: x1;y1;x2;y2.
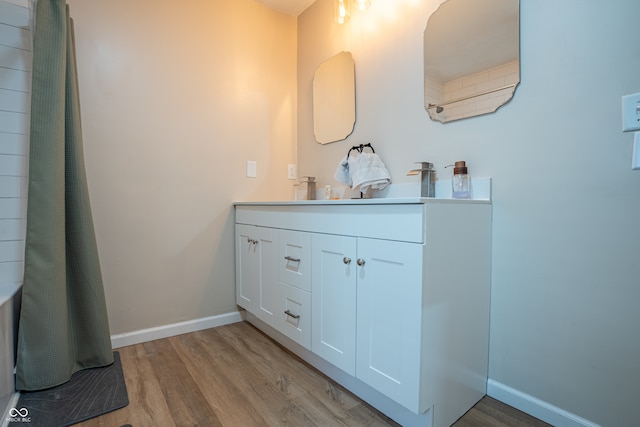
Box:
10;352;128;427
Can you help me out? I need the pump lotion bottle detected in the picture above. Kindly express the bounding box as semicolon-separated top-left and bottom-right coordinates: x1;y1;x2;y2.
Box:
451;161;471;199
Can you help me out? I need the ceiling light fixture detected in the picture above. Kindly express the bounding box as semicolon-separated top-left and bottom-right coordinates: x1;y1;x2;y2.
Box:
334;0;351;24
334;0;371;24
355;0;371;11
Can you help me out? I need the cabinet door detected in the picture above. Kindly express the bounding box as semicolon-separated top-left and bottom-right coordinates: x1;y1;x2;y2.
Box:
235;224;259;313
254;227;279;325
235;224;279;326
311;233;357;376
356;237;424;413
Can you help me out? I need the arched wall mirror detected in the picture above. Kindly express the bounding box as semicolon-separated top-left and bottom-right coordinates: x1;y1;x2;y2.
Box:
424;0;520;123
313;51;356;144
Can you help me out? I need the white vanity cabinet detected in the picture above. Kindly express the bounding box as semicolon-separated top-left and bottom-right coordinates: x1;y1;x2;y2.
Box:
311;233;357;375
311;233;423;412
355;237;424;411
235;224;279;325
234;199;492;427
235;224;259;313
277;229;312;349
236;225;312;349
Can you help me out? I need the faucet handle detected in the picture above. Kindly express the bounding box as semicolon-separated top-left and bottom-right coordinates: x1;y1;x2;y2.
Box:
407;162;434;176
415;162;434;170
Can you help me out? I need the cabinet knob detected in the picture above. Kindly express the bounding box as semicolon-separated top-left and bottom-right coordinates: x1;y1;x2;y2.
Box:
357;258;365;266
343;257;351;265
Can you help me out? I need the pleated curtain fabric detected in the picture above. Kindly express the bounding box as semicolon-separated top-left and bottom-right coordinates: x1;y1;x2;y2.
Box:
15;0;113;391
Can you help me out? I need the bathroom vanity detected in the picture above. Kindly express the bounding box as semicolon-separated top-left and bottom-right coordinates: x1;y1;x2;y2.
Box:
234;198;491;427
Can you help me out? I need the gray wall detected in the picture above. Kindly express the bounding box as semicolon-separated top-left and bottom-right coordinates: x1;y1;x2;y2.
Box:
297;1;640;426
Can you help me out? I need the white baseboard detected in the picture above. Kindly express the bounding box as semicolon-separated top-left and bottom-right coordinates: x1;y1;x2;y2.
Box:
487;379;601;427
110;311;243;349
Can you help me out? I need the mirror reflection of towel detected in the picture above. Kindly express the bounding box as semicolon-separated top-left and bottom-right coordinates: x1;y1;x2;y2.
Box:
335;153;391;193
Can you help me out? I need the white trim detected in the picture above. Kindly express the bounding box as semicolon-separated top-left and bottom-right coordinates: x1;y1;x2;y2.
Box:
110;311;243;349
487;379;602;427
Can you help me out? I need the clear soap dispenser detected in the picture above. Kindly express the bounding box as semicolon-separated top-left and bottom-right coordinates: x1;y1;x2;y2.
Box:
451;161;471;199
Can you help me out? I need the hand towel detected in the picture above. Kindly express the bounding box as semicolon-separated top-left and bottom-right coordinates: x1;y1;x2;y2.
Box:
334;155;352;186
350;152;391;193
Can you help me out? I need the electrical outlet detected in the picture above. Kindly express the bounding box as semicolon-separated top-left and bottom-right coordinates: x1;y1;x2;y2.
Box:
622;92;640;132
246;160;257;178
287;164;297;180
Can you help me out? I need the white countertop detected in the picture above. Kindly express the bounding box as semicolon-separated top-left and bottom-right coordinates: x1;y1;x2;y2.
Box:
234;197;490;206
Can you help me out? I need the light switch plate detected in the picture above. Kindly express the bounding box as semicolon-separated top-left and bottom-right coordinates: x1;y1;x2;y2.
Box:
246;160;257;178
287;164;297;180
622;92;640;132
633;133;640;170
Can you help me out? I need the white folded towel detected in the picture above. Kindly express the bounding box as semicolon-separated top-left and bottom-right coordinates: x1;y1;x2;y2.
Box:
349;152;391;193
334;155;352;186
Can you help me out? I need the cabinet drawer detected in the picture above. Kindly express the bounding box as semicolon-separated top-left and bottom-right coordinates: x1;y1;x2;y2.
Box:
277;282;311;350
278;230;311;292
236;203;425;243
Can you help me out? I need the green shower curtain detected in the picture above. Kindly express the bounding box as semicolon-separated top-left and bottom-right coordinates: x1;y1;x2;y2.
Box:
15;0;113;391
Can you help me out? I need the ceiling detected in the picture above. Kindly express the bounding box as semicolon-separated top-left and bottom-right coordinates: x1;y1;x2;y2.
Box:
257;0;317;16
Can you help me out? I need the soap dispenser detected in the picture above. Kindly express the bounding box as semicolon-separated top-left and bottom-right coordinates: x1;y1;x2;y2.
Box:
451;161;471;199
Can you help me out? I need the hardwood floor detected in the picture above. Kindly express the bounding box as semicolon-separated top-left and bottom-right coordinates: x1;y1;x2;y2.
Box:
451;398;551;427
76;322;550;426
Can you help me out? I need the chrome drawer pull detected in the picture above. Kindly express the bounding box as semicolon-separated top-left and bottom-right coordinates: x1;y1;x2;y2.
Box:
284;310;300;319
284;256;301;263
357;258;365;266
343;257;351;265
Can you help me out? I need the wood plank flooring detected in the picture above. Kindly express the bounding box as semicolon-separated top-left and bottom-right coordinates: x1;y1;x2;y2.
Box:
76;321;550;426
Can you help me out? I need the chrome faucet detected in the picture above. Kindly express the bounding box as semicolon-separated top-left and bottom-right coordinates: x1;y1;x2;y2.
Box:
407;162;436;198
297;176;316;200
